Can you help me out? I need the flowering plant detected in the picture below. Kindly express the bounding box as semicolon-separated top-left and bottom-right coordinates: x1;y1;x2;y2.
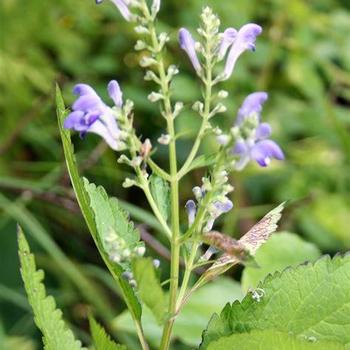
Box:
16;1;350;350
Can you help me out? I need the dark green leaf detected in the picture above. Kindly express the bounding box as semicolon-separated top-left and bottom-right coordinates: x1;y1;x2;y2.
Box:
201;254;350;349
132;258;167;325
206;329;344;350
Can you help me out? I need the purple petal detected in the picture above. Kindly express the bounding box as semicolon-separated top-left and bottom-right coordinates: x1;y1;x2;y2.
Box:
251;139;284;166
109;0;131;21
72;94;103;112
108;80;123;107
214;198;233;215
88;120;121;151
233;141;248;156
256;122;272;140
73;84;97;96
223;23;262;79
99;111;120;139
179;28;201;73
236;91;268;124
218;28;237;60
64;111;85;129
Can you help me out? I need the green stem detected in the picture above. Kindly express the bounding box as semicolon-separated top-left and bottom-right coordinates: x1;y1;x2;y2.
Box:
139;2;181;348
177;39;213;180
135;322;150;350
175;242;199;312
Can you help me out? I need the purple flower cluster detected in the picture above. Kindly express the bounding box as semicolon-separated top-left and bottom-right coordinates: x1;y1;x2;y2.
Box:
233;92;284;169
178;23;262;78
64;81;123;151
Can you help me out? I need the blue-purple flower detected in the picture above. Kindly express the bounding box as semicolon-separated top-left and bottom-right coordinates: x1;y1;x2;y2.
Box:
178;28;201;73
96;0;131;21
233;92;284;169
205;198;233;232
223;23;262;79
64;81;123;151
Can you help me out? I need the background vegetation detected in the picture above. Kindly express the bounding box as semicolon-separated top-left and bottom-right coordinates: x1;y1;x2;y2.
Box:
0;0;349;349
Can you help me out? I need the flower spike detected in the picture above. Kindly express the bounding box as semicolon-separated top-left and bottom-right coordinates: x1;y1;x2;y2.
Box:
178;28;202;73
223;23;262;79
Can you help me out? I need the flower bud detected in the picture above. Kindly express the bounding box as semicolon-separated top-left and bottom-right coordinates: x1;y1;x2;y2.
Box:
158;134;171;145
148;92;164;102
153;259;160;268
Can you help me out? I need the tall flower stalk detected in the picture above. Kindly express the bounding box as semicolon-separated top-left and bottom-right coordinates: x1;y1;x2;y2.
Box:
63;1;284;349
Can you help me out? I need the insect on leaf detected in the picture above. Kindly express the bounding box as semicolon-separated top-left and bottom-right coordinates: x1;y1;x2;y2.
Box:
192;203;285;293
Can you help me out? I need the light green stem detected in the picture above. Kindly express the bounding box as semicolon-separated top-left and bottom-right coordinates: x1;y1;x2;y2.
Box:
139;2;181;348
176;242;199;312
177;32;213;180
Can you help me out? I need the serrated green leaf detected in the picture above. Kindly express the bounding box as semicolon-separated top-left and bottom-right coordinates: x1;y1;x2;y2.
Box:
56;85;141;321
201;254;350;349
149;174;170;222
17;227;86;350
242;231;321;291
84;179;144;267
207;329;344;350
132;258;166;325
89;316;126;350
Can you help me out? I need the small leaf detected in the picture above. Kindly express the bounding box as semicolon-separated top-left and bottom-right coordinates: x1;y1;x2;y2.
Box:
56;85;142;321
206;329;344;350
201;254;350;349
149;174;170;222
89;316;126;350
187;153;217;173
18;226;86;350
132;258;166;325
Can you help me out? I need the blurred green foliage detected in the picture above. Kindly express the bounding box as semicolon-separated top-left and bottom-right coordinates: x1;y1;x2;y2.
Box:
0;0;349;349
